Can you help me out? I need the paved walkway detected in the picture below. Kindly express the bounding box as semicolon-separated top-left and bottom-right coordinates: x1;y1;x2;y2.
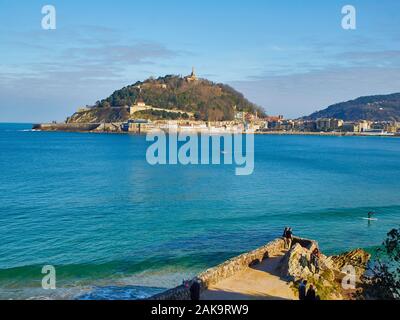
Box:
201;252;297;300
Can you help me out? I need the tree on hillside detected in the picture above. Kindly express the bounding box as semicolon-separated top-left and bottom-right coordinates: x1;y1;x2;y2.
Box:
361;228;400;300
86;74;265;121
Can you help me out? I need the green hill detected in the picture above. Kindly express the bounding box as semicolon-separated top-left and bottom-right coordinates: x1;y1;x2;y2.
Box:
304;93;400;121
67;74;265;123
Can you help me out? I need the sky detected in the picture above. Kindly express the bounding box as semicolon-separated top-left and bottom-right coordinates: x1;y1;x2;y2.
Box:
1;0;400;122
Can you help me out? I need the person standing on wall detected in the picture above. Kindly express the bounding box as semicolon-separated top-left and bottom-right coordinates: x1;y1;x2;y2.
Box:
190;278;201;301
285;227;293;249
306;284;317;300
299;280;307;300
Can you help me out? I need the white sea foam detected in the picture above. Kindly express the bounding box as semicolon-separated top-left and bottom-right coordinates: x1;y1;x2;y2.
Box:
117;268;196;289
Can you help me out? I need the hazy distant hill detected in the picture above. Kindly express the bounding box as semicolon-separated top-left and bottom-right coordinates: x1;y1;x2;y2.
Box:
67;74;265;123
304;93;400;121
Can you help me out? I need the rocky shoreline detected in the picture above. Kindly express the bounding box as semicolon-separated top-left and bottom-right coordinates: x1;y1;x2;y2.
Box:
148;236;370;300
32;123;399;137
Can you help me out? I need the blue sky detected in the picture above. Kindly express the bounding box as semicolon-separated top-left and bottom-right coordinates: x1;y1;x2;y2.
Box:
1;0;400;122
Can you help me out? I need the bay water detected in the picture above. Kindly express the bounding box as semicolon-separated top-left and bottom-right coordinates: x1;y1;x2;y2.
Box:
0;123;399;299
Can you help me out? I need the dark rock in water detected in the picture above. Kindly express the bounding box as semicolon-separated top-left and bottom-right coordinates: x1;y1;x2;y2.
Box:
76;285;165;300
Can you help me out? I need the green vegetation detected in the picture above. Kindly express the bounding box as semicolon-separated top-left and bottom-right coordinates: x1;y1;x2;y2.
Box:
360;228;400;300
292;272;341;300
66;107;131;124
305;93;400;121
95;75;265;121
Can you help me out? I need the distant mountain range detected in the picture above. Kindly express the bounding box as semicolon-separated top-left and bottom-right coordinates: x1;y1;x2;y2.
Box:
304;93;400;121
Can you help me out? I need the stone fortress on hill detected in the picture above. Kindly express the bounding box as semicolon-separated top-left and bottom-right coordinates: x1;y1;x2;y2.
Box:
128;68;199;120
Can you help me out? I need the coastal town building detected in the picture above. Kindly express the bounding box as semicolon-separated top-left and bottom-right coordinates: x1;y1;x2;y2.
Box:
245;113;256;122
283;120;295;131
254;116;400;135
130;97;151;115
342;122;360;132
371;121;399;133
265;115;284;122
292;120;317;132
122;119;249;134
316;118;330;131
358;120;371;132
316;118;343;132
331;119;344;131
261;115;285;131
234;111;245;121
304;121;317;132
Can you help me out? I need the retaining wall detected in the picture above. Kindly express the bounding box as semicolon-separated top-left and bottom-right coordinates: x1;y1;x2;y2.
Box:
149;237;287;300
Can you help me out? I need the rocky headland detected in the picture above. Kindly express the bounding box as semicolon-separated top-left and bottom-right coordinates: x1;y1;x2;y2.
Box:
149;236;370;300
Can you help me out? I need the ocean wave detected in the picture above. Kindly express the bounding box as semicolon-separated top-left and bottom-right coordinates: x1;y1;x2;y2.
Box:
76;285;165;300
0;266;194;300
0;254;215;300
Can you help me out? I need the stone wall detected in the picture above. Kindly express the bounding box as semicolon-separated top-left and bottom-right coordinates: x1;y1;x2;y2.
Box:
150;284;192;301
197;238;286;288
291;237;317;250
149;236;370;301
149;237;287;300
33;123;101;132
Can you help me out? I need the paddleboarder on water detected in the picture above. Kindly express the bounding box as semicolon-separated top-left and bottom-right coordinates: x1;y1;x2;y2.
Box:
367;211;375;219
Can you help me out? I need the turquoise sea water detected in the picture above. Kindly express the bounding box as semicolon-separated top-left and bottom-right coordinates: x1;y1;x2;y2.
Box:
0;123;399;299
